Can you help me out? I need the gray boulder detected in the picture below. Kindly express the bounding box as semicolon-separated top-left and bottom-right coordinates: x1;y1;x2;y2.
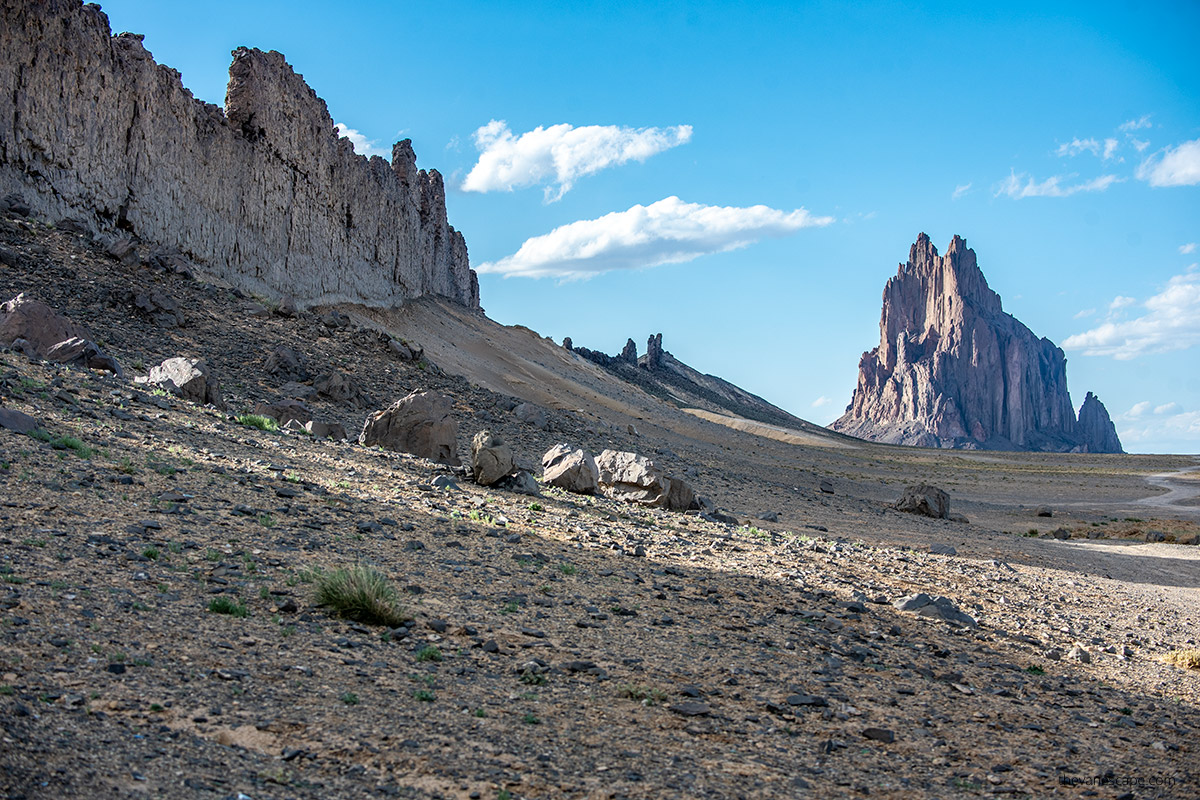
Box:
892;593;977;628
541;444;600;495
304;420;347;441
316;370;371;408
135;357;223;407
0;407;39;434
513;402;549;430
471;430;515;486
895;484;950;519
359;391;459;465
498;470;541;497
596;450;698;511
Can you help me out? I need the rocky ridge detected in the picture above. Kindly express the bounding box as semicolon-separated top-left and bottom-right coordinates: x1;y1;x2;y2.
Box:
831;234;1123;453
0;0;477;311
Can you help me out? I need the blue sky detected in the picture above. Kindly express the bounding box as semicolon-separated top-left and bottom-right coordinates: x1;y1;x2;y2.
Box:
97;0;1200;453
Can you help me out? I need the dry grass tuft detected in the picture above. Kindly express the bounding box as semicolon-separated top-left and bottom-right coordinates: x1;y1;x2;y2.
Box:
1162;649;1200;671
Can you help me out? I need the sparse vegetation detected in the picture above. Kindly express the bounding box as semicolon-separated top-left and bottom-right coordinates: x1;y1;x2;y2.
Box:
235;413;279;433
314;564;406;627
1162;649;1200;670
208;597;248;618
416;645;443;662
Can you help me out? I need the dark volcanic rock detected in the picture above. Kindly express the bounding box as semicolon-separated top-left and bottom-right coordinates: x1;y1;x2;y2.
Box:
830;234;1122;453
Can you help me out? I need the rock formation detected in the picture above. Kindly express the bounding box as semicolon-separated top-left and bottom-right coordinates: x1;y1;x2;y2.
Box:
0;0;478;311
359;391;459;465
831;234;1123;453
1076;392;1124;455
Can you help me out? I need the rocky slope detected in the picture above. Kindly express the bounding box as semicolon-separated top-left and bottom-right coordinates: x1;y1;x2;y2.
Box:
0;0;477;310
1;214;1198;800
831;234;1122;453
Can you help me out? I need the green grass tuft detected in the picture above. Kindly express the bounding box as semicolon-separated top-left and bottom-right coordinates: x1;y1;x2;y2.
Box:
235;413;279;432
314;564;406;627
208;597;249;618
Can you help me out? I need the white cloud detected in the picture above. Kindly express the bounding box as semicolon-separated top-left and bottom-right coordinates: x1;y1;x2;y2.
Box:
811;396;832;408
1056;137;1100;157
1136;138;1200;187
1130;137;1150;152
1119;115;1153;132
1126;400;1153;418
1155;402;1181;415
1109;295;1136;312
1102;138;1119;160
1073;308;1096;319
476;196;833;280
461;120;692;201
951;183;972;200
1181;243;1198;255
334;123;389;159
1117;407;1200;450
1064;271;1200;359
994;170;1121;199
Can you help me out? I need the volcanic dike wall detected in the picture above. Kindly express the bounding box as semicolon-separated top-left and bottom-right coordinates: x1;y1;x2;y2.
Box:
0;0;479;310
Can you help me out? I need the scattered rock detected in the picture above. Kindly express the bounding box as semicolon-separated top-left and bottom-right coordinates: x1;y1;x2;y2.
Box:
862;728;895;743
134;357;223;408
304;420;348;441
1051;528;1072;540
360;391;460;466
895;484;950;519
758;511;780;523
1144;530;1166;543
470;430;515;486
1035;506;1053;518
1067;645;1092;664
819;480;835;494
929;543;957;556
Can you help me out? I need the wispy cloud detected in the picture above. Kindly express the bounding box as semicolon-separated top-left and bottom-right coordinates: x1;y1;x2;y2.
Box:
1119;115;1153;132
1137;138;1200;187
1064;270;1200;359
993;171;1120;199
334;123;389;159
476;196;833;280
1056;137;1101;157
1073;308;1096;319
951;183;972;200
1103;138;1119;160
811;396;831;408
461;120;692;202
1181;243;1197;255
1115;399;1200;450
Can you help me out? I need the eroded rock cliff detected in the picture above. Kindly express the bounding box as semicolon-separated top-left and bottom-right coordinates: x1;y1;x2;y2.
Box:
830;234;1122;453
0;0;478;310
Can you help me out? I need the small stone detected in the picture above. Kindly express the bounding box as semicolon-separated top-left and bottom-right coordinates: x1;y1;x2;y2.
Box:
929;543;957;556
862;727;895;743
669;702;711;717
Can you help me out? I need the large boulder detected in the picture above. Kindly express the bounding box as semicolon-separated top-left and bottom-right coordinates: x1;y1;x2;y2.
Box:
895;483;950;519
135;357;224;408
0;294;122;376
596;450;697;511
471;430;515;486
359;391;459;465
541;444;600;495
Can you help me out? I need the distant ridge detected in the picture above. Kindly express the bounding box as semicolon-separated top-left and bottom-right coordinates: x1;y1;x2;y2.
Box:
830;233;1122;453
